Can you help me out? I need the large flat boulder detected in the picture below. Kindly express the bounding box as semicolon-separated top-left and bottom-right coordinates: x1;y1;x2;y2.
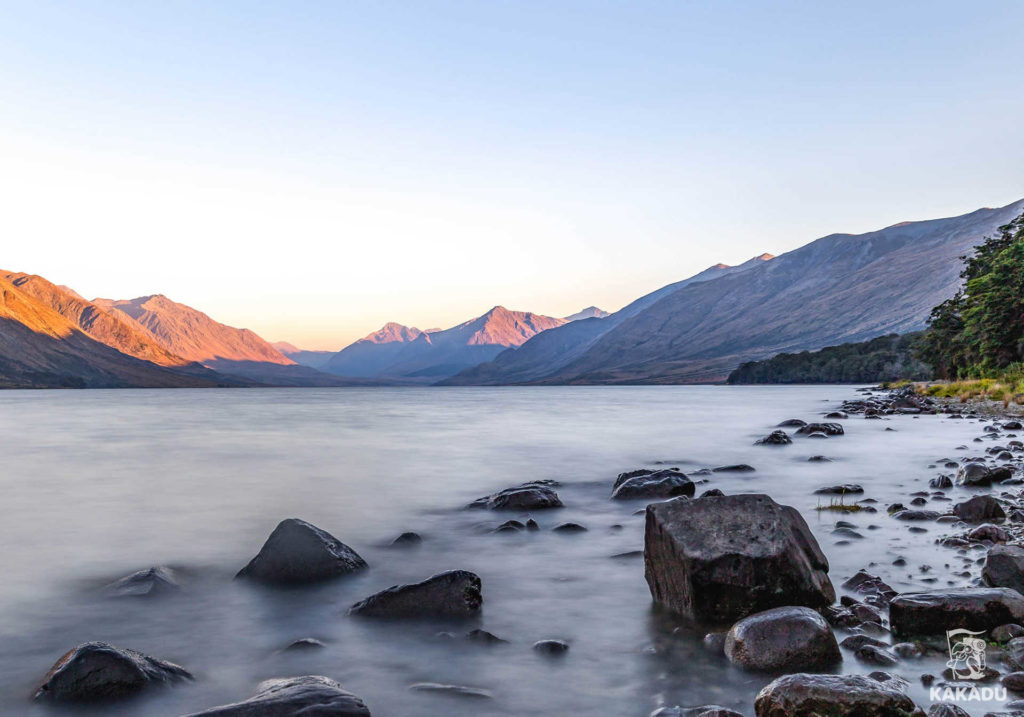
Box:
34;642;191;702
984;546;1024;594
236;518;367;585
349;570;482;619
184;675;370;716
724;606;840;671
644;494;835;623
890;588;1024;637
754;674;924;716
468;482;563;510
612;469;695;500
954;495;1006;523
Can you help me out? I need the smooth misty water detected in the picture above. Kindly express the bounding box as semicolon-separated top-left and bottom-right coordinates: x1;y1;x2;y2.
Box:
0;386;1005;716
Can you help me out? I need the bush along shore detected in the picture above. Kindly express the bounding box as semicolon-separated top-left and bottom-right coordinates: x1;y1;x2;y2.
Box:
27;384;1024;716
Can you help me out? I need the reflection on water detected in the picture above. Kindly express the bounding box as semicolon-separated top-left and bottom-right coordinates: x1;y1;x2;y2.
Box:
0;386;1000;715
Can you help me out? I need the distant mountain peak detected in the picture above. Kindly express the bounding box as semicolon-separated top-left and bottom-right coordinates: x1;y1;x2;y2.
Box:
564;306;610;321
361;322;422;344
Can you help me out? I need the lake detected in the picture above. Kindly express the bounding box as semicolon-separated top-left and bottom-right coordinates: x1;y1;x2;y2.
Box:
0;386;999;715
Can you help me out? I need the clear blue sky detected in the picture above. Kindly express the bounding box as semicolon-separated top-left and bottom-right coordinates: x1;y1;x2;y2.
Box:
1;1;1021;348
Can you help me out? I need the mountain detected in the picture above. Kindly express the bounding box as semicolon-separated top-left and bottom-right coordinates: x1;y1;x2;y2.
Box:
443;254;774;385
501;200;1024;384
564;306;609;321
0;274;225;388
324;307;566;381
93;294;351;386
272;341;340;371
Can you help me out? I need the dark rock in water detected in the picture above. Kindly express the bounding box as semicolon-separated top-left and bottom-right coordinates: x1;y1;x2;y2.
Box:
391;531;422;546
889;588;1024;637
993;624;1024;643
236;518;367;585
711;464;755;473
910;497;927;506
700;488;725;498
525;518;540;531
754;673;921;716
724;606;840;671
892;510;941;521
795;422;844;436
1002;671;1024;691
968;523;1010;543
755;430;792;446
469;482;563;510
644;494;834;623
984;545;1024;593
349;570;482;619
929;475;954;489
840;634;889;651
652;706;744;717
465;629;507;645
1004;637;1024;671
409;682;492;699
956;463;1000;487
825;411;848;419
612;470;695;500
184;675;370;715
34;642;191;702
105;566;180;598
954;495;1005;523
777;419;807;428
282;638;325;651
814;484;863;495
492;520;525;533
533;639;569;655
552;522;587;533
854;644;899;666
702;632;727;653
927;704;971;717
807;455;832;462
1005;421;1024;430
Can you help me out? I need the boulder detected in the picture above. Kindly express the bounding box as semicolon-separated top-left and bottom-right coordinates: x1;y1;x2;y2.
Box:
644;494;835;623
813;484;864;495
348;570;482;619
409;682;492;699
954;495;1005;522
104;566;180;597
712;464;756;473
754;673;923;716
969;524;1011;543
532;639;570;655
927;705;971;717
34;642;191;702
612;470;695;500
892;510;941;521
184;675;370;716
391;531;422;546
552;522;588;533
755;431;792;446
777;419;807;428
985;546;1024;594
469;482;563;510
795;423;844;436
889;588;1024;637
652;707;743;717
236;518;367;585
724;606;840;671
956;463;998;487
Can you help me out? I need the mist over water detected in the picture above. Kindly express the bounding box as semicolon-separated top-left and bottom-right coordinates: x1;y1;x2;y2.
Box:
0;387;1003;715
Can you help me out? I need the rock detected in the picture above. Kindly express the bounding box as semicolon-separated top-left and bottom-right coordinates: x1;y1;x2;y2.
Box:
409;682;492;699
807;455;832;462
391;531;422;546
702;632;727;653
889;588;1024;637
985;546;1024;593
842;570;897;605
1006;637;1024;671
892;510;941;521
825;412;848;419
855;644;899;666
814;484;864;495
724;606;840;671
711;464;756;473
840;635;889;651
994;624;1024;643
969;524;1011;543
700;488;725;498
1003;671;1024;691
533;639;569;655
184;675;370;715
282;638;325;651
469;482;563;510
777;419;807;428
795;422;845;436
652;707;744;717
644;494;835;623
930;476;954;489
1006;421;1024;430
465;629;507;645
927;705;971;717
955;495;1006;523
754;673;922;716
348;570;482;619
492;520;525;533
612;470;695;500
755;430;792;446
104;566;180;597
956;463;999;487
34;642;191;702
553;522;587;533
236;518;367;585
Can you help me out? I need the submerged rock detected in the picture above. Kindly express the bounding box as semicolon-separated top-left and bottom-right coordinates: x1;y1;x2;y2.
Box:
533;639;570;655
755;430;792;446
711;464;756;473
724;606;840;672
34;642;191;702
184;675;370;715
349;570;482;619
104;566;180;598
889;588;1024;637
814;484;863;495
984;545;1024;594
236;518;367;585
953;495;1006;523
409;682;492;699
644;494;834;623
391;531;422;546
754;673;922;716
795;422;845;436
612;469;695;500
469;482;563;510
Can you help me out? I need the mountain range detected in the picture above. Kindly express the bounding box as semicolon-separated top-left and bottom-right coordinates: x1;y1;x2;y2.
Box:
2;198;1021;388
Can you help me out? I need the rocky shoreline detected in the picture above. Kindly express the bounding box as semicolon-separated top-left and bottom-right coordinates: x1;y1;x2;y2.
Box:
25;385;1024;716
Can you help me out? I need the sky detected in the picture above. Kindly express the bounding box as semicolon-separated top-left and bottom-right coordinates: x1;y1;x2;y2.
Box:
0;1;1022;350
